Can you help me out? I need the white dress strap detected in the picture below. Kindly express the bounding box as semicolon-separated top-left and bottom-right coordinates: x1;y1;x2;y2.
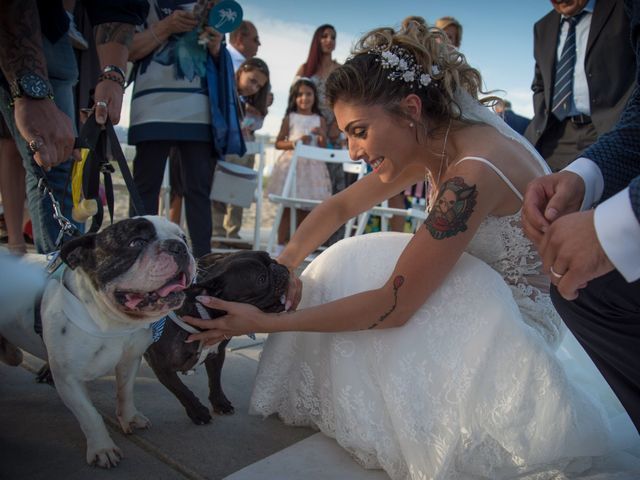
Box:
453;156;523;201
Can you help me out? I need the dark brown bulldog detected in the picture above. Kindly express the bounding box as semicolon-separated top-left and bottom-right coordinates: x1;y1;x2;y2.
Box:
144;251;289;424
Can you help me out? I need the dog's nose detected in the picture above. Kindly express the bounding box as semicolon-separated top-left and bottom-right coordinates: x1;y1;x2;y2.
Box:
163;239;188;257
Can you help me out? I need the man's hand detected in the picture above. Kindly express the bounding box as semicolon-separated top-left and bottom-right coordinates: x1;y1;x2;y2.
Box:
13;97;74;170
539;210;614;300
522;171;586;248
93;77;124;125
163;10;199;34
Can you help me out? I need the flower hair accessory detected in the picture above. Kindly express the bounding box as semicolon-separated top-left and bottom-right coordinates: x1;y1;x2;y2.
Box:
371;46;437;89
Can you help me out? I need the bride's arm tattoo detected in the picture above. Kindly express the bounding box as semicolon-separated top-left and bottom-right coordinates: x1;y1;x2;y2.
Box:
94;23;135;48
367;275;404;329
424;177;478;240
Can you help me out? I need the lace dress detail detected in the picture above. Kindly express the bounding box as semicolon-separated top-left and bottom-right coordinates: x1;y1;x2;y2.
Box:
468;212;564;350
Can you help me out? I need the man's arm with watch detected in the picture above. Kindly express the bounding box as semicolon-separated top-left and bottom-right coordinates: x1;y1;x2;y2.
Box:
92;22;135;125
0;0;75;170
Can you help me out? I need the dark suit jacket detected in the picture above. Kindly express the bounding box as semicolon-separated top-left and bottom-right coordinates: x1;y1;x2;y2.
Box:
524;0;635;148
504;109;530;135
583;0;640;220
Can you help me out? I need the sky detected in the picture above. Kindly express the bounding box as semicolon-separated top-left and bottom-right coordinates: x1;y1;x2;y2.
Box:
121;0;553;139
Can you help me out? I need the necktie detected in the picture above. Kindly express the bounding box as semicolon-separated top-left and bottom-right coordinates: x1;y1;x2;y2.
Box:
551;13;584;121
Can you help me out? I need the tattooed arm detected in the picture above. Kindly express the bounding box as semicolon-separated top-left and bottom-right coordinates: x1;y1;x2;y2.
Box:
91;22;135;125
0;0;74;169
183;164;513;344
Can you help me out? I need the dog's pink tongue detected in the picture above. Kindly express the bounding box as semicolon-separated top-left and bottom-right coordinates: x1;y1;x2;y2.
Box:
157;273;187;298
124;293;144;309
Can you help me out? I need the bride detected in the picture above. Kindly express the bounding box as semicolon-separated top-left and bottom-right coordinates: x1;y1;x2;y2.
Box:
186;19;639;479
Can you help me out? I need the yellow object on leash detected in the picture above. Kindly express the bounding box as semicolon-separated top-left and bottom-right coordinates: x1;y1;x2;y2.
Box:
71;148;98;223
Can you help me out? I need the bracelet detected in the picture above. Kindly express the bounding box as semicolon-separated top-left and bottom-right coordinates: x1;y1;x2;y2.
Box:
150;24;162;46
101;65;126;80
97;72;125;90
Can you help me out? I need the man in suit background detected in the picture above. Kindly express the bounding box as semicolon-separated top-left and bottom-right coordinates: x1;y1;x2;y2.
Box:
525;0;635;171
522;0;640;433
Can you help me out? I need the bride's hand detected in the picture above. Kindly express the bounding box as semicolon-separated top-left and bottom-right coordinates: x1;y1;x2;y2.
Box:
279;265;302;311
183;296;264;346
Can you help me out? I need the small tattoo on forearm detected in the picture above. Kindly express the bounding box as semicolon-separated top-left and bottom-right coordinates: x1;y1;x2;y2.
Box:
424;177;477;240
94;23;134;47
367;275;404;329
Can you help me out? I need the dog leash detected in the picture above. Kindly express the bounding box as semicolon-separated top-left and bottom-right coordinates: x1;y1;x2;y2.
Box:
164;309;219;375
75;115;146;233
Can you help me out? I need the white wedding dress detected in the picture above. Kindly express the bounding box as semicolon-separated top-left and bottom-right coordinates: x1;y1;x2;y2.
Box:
250;154;640;479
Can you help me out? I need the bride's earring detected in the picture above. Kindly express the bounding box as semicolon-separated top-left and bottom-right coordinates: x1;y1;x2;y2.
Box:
409;122;415;128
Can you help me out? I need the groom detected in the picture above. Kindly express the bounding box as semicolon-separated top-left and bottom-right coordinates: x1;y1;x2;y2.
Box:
522;0;640;433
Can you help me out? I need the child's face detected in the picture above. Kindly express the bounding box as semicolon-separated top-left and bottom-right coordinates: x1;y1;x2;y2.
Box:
295;84;315;112
238;69;268;97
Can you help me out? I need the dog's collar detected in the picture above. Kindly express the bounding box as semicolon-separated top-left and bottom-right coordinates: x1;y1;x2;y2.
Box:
167;310;219;375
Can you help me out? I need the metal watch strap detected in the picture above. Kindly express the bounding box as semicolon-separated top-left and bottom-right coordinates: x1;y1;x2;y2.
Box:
101;65;126;80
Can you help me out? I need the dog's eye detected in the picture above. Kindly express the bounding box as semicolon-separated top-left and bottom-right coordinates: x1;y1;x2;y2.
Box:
258;274;267;284
129;238;148;248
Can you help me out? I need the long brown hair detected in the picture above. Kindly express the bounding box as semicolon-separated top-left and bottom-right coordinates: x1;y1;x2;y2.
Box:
301;24;336;78
237;57;271;116
285;78;322;116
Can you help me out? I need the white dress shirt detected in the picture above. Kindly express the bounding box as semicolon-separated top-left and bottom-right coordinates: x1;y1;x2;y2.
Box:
556;0;596;116
565;158;640;281
227;43;245;72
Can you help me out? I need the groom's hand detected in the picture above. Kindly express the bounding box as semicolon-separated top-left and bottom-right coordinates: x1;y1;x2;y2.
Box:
522;171;585;249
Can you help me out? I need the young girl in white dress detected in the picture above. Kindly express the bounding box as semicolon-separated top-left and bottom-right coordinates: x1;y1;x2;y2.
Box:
186;20;639;480
267;78;332;248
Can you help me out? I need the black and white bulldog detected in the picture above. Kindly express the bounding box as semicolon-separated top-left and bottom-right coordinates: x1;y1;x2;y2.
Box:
145;251;289;425
0;216;196;468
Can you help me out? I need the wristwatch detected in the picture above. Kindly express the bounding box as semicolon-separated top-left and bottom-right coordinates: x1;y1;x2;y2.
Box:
9;72;54;103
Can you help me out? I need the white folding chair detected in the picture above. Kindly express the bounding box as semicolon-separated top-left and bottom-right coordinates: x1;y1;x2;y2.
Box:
209;139;266;250
266;143;365;254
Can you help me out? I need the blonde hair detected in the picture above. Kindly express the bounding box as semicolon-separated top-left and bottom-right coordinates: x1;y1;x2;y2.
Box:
434;16;463;46
325;17;493;133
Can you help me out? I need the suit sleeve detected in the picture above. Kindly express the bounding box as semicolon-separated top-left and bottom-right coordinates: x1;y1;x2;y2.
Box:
582;85;640;207
524;24;546;144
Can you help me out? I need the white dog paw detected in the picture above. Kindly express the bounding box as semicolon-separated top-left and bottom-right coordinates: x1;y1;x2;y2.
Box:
86;443;123;468
118;411;151;434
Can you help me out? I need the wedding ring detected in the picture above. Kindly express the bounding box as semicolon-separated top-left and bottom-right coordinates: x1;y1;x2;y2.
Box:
95;100;108;108
550;266;565;279
28;137;43;154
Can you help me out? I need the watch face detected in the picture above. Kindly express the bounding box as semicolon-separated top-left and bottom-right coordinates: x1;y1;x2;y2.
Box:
18;72;51;99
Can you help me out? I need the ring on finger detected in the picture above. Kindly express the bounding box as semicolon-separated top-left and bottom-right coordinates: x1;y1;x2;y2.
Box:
95;100;108;108
28;137;43;154
550;266;565;279
223;335;229;340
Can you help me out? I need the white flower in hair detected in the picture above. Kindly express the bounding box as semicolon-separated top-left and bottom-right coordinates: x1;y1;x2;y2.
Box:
432;65;441;75
370;45;436;89
381;50;399;66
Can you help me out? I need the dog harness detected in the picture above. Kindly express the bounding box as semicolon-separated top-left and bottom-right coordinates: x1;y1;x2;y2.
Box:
166;303;220;375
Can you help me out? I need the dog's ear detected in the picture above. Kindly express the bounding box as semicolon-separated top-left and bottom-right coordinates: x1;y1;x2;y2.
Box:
198;252;231;270
60;233;97;270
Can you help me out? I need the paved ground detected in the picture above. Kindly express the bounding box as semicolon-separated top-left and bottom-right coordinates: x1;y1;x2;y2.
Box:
0;331;390;480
